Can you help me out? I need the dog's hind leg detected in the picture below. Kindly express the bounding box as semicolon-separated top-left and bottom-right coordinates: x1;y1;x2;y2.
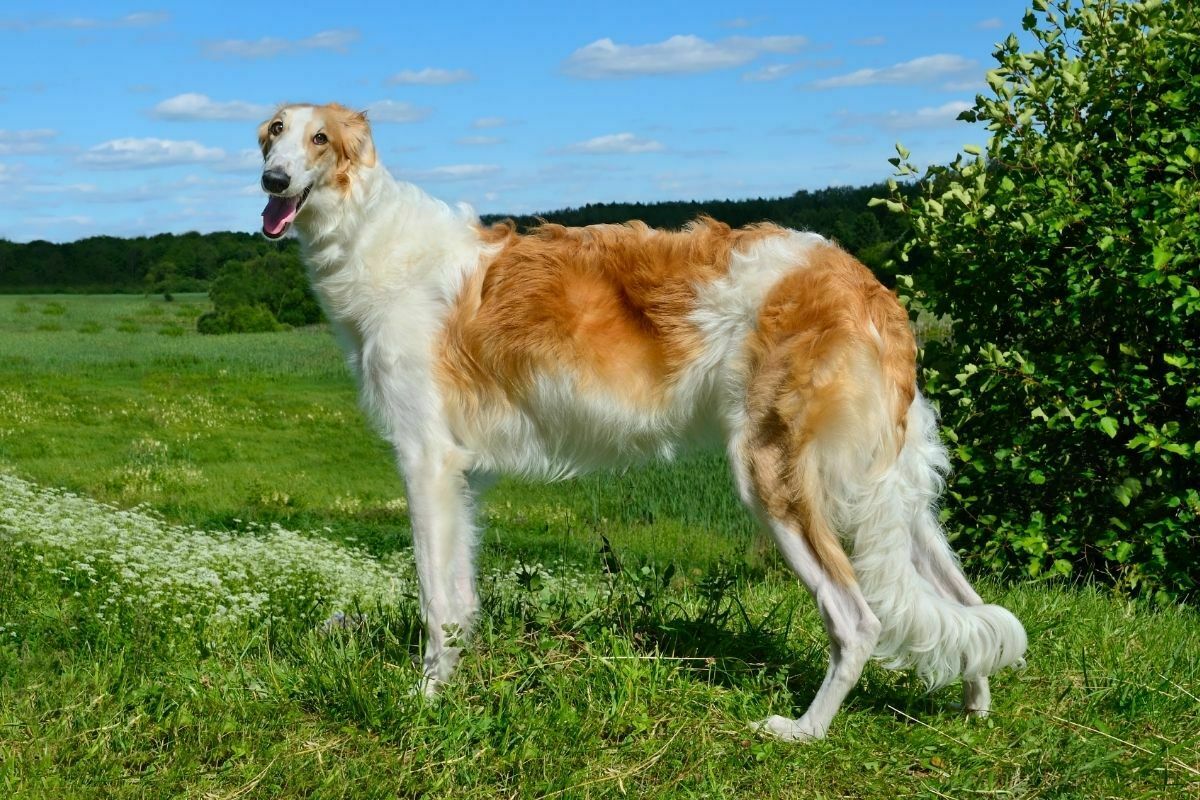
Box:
755;513;881;741
401;447;481;694
728;429;879;742
730;252;1024;739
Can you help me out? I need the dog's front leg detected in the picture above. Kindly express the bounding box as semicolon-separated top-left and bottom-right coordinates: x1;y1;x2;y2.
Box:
400;447;480;695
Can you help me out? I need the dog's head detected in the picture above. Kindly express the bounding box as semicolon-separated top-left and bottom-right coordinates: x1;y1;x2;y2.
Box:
257;103;377;239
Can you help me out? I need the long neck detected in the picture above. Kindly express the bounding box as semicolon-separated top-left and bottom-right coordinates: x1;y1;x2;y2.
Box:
294;161;397;262
292;162;491;325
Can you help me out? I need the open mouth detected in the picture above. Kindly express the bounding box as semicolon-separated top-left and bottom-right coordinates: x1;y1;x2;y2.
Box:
261;184;312;239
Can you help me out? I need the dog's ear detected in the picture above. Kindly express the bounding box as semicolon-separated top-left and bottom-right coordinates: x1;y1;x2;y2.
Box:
349;109;377;168
352;108;376;167
327;104;376;186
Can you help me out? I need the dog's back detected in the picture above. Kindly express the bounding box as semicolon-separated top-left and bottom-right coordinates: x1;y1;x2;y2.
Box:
437;217;830;476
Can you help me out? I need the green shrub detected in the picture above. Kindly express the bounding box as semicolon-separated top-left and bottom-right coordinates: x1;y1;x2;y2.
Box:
196;305;284;335
885;0;1198;602
200;251;321;334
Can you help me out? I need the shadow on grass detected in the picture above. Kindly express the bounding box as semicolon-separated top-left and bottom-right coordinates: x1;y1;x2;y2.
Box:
274;551;963;735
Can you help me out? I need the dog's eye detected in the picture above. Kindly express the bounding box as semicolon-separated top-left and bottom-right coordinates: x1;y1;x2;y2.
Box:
313;132;328;146
269;121;284;136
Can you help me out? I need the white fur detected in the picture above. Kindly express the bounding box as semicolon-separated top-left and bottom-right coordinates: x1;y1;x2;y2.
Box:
854;395;1027;689
264;107;318;197
264;117;1026;738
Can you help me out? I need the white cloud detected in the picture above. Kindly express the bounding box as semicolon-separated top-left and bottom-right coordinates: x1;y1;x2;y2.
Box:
839;100;973;131
458;136;502;146
471;116;507;129
202;29;358;59
853;36;887;47
301;29;358;50
120;11;170;27
22;182;100;195
720;18;757;30
151;93;271;121
213;149;264;174
563;133;665;155
742;63;801;82
29;175;247;207
202;37;287;59
891;100;974;129
365;100;432;123
0;129;57;155
563;34;808;78
402;164;501;182
976;18;1005;30
810;54;979;90
386;68;473;86
0;11;169;31
78;138;226;169
22;214;94;226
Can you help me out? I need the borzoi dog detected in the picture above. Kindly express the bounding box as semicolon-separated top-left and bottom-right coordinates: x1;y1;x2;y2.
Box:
257;103;1026;741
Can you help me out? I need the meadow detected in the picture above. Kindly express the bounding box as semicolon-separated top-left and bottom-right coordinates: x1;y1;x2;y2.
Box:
0;293;1197;798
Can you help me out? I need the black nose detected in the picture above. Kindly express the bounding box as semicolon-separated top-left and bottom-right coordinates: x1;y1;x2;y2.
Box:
261;168;290;194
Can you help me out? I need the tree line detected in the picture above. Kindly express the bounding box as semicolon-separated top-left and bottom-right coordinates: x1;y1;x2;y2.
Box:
0;232;299;295
483;183;910;274
0;183;908;297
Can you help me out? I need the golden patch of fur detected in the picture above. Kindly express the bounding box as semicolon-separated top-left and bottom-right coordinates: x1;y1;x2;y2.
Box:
439;216;786;412
742;243;916;585
473;220;517;246
316;103;376;191
440;221;914;586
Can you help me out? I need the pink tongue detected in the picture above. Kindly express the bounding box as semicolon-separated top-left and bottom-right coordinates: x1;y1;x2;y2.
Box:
262;195;299;236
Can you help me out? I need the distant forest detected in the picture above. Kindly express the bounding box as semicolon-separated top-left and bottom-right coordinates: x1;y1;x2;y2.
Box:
0;183;909;294
0;231;294;295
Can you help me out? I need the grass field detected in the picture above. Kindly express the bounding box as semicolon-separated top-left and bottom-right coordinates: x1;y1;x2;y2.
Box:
1;293;1197;798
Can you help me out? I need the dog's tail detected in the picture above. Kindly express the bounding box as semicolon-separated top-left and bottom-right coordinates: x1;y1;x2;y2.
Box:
863;394;1025;687
819;391;1027;688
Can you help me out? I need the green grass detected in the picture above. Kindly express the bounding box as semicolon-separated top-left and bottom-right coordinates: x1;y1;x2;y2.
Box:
0;293;1197;798
0;294;751;567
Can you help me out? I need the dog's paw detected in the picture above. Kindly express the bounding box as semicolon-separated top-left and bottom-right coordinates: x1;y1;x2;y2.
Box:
409;675;445;700
962;678;991;718
751;714;825;742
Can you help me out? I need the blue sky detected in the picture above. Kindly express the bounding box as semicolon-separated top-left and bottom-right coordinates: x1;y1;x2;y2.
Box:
1;1;1030;242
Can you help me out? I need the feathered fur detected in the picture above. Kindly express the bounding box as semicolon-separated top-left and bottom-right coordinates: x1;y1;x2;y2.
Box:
255;102;1027;741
